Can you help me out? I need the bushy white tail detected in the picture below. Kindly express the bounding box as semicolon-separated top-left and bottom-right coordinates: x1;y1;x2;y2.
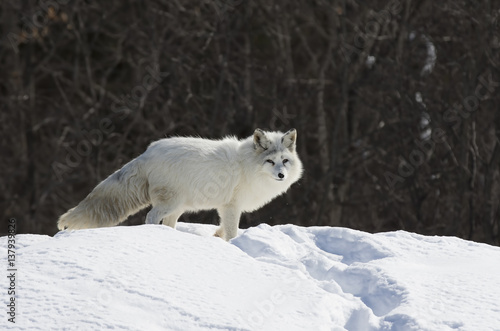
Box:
57;160;151;230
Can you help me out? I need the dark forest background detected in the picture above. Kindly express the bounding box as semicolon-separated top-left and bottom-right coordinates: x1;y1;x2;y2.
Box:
1;0;499;245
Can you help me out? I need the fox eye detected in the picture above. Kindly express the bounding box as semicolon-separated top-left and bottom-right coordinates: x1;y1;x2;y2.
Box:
283;159;289;164
266;159;275;166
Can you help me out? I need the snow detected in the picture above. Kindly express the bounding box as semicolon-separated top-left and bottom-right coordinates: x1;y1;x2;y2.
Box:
2;223;500;331
366;56;376;69
421;35;437;76
408;31;437;76
415;92;432;140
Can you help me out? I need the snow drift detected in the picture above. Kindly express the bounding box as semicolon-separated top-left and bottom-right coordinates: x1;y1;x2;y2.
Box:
1;223;500;330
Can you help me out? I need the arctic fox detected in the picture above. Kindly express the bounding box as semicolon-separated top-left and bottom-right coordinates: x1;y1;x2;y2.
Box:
58;128;303;241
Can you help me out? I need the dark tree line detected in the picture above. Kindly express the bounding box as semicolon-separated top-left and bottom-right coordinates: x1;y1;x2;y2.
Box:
1;0;499;245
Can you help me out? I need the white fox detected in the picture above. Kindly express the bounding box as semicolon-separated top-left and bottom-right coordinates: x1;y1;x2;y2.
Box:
58;128;303;240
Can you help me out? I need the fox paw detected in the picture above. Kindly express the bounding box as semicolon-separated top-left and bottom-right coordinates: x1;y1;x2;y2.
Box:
214;227;224;239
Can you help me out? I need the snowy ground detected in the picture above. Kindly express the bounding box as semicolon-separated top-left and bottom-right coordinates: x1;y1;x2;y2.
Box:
1;223;500;331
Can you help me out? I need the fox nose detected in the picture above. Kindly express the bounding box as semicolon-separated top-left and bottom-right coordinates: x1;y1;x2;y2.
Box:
278;173;284;179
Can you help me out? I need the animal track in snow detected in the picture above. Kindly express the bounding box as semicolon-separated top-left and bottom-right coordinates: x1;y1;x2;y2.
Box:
233;224;405;319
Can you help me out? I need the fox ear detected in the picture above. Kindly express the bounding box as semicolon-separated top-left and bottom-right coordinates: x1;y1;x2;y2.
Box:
253;128;270;152
282;128;297;151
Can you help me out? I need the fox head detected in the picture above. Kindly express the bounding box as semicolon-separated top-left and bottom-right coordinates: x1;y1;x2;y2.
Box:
253;128;299;182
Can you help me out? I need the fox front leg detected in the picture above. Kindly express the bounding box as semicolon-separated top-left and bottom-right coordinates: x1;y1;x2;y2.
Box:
215;206;241;241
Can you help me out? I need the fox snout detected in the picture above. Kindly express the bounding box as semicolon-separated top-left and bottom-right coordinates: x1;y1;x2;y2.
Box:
273;167;288;181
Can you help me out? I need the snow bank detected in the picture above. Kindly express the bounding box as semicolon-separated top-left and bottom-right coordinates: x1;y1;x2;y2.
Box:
1;223;499;330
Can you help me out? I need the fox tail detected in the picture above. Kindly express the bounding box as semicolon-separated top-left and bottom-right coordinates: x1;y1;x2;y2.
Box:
57;159;150;230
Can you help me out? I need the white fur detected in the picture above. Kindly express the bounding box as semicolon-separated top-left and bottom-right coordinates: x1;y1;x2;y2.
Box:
58;129;303;241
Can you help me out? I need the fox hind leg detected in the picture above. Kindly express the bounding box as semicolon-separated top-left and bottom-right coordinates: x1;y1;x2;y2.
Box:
146;205;180;225
161;211;183;228
146;186;181;226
